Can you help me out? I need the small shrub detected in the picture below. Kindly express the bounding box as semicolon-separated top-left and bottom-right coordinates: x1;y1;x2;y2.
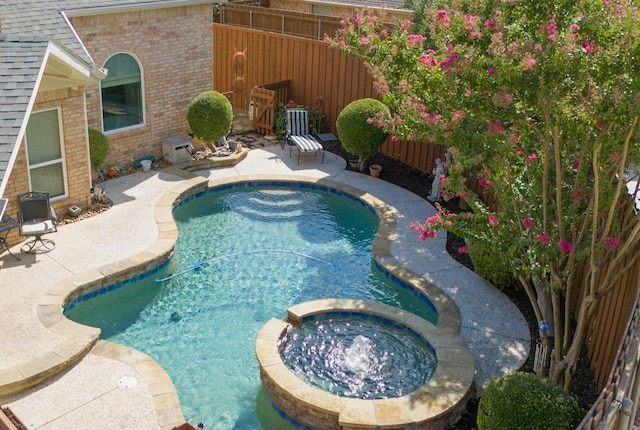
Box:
187;91;233;144
273;101;289;139
468;239;516;289
88;128;109;171
477;372;581;430
336;98;390;171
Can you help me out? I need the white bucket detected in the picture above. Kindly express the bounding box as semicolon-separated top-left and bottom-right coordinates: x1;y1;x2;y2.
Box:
141;159;152;172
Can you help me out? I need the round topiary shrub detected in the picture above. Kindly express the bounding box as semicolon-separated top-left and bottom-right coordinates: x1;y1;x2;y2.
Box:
468;239;516;289
477;372;580;430
187;91;233;145
88;128;109;171
336;98;390;171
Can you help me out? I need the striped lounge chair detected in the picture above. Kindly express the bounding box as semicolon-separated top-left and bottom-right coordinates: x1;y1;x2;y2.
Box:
285;108;325;165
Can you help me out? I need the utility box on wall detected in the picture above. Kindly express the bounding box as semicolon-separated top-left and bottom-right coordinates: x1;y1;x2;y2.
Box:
162;136;193;165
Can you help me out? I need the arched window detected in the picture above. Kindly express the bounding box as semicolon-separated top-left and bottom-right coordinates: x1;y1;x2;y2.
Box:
101;53;144;132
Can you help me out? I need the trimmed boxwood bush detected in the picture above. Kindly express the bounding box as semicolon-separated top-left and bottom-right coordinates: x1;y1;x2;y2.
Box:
477;372;580;430
187;91;233;144
336;98;390;171
468;239;516;289
88;128;109;171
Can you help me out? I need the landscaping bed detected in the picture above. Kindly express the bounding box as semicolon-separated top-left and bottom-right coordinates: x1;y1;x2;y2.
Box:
340;147;599;429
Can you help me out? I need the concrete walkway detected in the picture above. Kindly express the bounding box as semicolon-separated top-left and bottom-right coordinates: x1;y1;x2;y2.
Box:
0;143;529;429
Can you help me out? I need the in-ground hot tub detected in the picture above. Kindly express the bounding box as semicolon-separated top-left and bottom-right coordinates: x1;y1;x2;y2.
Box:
256;299;475;430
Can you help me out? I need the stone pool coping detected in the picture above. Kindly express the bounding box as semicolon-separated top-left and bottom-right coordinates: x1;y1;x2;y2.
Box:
256;299;474;430
1;172;463;428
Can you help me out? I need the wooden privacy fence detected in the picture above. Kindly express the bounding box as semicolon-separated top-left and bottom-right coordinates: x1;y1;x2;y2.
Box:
577;296;640;430
213;23;444;173
220;3;342;40
250;80;290;135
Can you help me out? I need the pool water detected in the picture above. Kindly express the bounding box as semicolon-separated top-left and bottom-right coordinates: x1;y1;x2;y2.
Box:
279;316;437;399
66;185;437;429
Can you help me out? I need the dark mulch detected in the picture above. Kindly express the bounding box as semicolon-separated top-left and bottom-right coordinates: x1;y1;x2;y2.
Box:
328;144;599;429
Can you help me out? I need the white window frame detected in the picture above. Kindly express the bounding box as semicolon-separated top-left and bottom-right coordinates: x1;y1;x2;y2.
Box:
100;51;146;134
25;107;69;200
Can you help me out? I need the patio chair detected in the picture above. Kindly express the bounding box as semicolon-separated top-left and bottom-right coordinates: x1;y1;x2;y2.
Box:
17;191;58;253
284;108;324;165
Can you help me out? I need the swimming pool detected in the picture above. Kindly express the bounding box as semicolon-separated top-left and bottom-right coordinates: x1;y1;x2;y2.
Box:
65;183;438;429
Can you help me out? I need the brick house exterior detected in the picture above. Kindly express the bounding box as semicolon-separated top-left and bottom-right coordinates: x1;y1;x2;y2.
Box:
70;4;213;168
0;1;214;247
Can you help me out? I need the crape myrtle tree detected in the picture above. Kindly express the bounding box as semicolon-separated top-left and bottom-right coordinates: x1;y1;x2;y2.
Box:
331;0;640;389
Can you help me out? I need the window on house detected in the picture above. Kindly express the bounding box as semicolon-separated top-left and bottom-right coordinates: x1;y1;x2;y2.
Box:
25;109;67;199
101;53;144;132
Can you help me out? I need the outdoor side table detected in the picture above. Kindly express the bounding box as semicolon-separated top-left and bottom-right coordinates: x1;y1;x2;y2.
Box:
315;133;338;145
0;214;20;260
315;133;339;153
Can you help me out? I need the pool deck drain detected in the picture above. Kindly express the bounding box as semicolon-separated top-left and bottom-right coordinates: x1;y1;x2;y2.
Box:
0;144;529;429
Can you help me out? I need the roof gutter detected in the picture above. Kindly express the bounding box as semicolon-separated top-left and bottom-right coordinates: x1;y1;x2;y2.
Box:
63;0;220;18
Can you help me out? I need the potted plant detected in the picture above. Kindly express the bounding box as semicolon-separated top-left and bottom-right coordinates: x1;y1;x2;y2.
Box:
88;128;109;181
187;91;233;150
336;98;390;172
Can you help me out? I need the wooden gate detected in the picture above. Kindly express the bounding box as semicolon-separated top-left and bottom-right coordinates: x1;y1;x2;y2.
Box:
251;87;276;135
250;80;290;135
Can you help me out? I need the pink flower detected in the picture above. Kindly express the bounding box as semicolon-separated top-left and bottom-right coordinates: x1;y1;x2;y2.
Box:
359;36;369;45
522;57;536;72
487;121;505;134
522;218;536;229
527;154;538;162
425;213;441;226
493;92;513;106
488;66;497;77
582;41;597;54
418;54;438;67
391;135;399;142
535;234;551;245
478;178;492;188
411;222;436;240
605;237;620;250
420;229;436;240
484;18;496;29
559;240;573;254
458;244;469;254
400;19;411;31
407;34;426;46
435;10;450;28
452;110;466;123
612;153;620;162
488;213;499;227
573;157;581;170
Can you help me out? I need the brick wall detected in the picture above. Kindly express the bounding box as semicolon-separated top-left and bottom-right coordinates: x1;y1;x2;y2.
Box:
3;87;92;246
71;4;213;168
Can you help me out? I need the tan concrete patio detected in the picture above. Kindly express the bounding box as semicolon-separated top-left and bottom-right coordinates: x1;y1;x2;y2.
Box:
0;142;529;429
